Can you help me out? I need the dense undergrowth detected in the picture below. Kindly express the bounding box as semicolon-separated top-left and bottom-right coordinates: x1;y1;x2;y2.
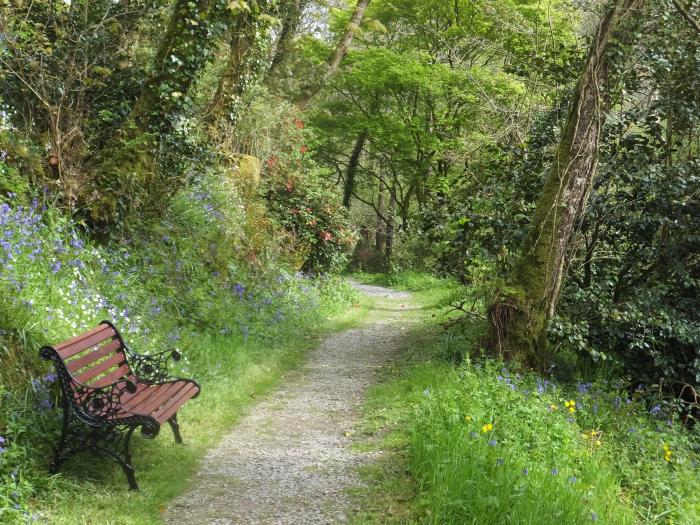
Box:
0;166;359;522
354;272;700;525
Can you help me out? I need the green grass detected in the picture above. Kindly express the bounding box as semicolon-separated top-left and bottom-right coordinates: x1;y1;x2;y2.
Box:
32;298;372;524
351;272;700;525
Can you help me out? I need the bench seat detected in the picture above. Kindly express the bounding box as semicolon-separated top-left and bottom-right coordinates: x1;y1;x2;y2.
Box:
40;320;200;490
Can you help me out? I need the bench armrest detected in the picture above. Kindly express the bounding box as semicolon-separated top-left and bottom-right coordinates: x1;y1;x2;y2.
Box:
124;347;182;384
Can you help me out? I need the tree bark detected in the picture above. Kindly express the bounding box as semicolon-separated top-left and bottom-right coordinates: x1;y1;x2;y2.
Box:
266;0;306;82
207;11;256;126
385;190;396;266
343;130;368;208
484;0;646;366
375;171;386;253
295;0;370;109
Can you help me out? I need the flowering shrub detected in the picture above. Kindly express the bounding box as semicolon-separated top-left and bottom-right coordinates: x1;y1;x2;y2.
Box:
262;118;356;273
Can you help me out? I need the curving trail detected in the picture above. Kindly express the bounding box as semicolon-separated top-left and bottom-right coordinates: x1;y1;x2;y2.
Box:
164;282;412;525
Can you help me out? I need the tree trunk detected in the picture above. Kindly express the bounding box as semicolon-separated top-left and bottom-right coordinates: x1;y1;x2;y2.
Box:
295;0;370;108
375;171;386;253
343;130;368;208
207;12;256;126
484;0;646;366
385;190;396;266
129;0;216;134
266;0;305;82
87;0;233;232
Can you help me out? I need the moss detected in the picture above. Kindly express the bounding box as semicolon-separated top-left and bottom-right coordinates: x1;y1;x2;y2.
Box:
224;154;262;200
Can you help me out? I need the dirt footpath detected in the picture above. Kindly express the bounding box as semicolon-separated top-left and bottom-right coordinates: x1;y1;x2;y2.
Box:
164;282;412;525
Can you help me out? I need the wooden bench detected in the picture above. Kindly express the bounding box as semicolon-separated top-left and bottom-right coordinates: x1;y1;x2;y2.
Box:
39;320;200;490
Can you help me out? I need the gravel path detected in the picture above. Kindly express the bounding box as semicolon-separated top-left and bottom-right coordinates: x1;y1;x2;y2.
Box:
164;282;412;525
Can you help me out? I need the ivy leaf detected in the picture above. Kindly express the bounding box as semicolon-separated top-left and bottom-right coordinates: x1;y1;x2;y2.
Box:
227;0;250;13
365;19;388;34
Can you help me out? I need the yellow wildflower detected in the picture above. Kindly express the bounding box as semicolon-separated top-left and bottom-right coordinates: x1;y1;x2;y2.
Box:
549;404;558;411
481;423;494;433
464;415;472;422
564;400;576;413
663;444;672;462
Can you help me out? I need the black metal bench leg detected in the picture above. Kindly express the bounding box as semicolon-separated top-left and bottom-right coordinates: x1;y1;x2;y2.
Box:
121;426;139;490
167;414;183;444
49;399;72;474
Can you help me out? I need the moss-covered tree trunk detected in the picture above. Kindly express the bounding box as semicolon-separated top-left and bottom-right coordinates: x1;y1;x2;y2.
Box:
207;11;256;127
485;0;646;366
266;0;306;82
87;0;232;233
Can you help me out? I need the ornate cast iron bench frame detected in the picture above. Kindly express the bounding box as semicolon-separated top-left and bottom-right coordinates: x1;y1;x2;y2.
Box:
40;320;200;490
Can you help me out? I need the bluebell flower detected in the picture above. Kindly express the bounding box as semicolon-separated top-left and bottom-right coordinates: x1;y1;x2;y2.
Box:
577;382;592;394
551;468;559;476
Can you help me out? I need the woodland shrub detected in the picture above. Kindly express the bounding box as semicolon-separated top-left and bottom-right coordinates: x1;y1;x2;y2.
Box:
261;118;357;273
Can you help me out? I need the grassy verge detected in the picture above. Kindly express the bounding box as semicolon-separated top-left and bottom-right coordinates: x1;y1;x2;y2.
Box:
32;296;371;524
351;272;700;525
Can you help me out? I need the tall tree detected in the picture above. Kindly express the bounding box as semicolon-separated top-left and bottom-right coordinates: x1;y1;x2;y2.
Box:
485;0;647;365
295;0;371;108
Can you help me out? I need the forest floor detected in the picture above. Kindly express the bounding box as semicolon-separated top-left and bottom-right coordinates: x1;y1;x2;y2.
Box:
163;282;416;524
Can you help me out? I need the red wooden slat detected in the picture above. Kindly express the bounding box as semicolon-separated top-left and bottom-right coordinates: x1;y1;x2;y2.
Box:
57;326;116;359
54;324;110;351
66;340;123;373
89;364;130;388
120;381;149;405
75;353;125;383
154;384;198;423
121;383;162;409
132;383;179;415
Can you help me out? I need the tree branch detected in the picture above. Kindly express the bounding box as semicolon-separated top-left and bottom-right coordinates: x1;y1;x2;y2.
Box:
672;0;700;34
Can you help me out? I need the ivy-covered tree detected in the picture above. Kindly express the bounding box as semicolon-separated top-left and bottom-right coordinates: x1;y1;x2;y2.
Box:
485;0;647;366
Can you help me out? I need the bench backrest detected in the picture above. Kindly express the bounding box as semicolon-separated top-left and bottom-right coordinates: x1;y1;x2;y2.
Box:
52;322;130;389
